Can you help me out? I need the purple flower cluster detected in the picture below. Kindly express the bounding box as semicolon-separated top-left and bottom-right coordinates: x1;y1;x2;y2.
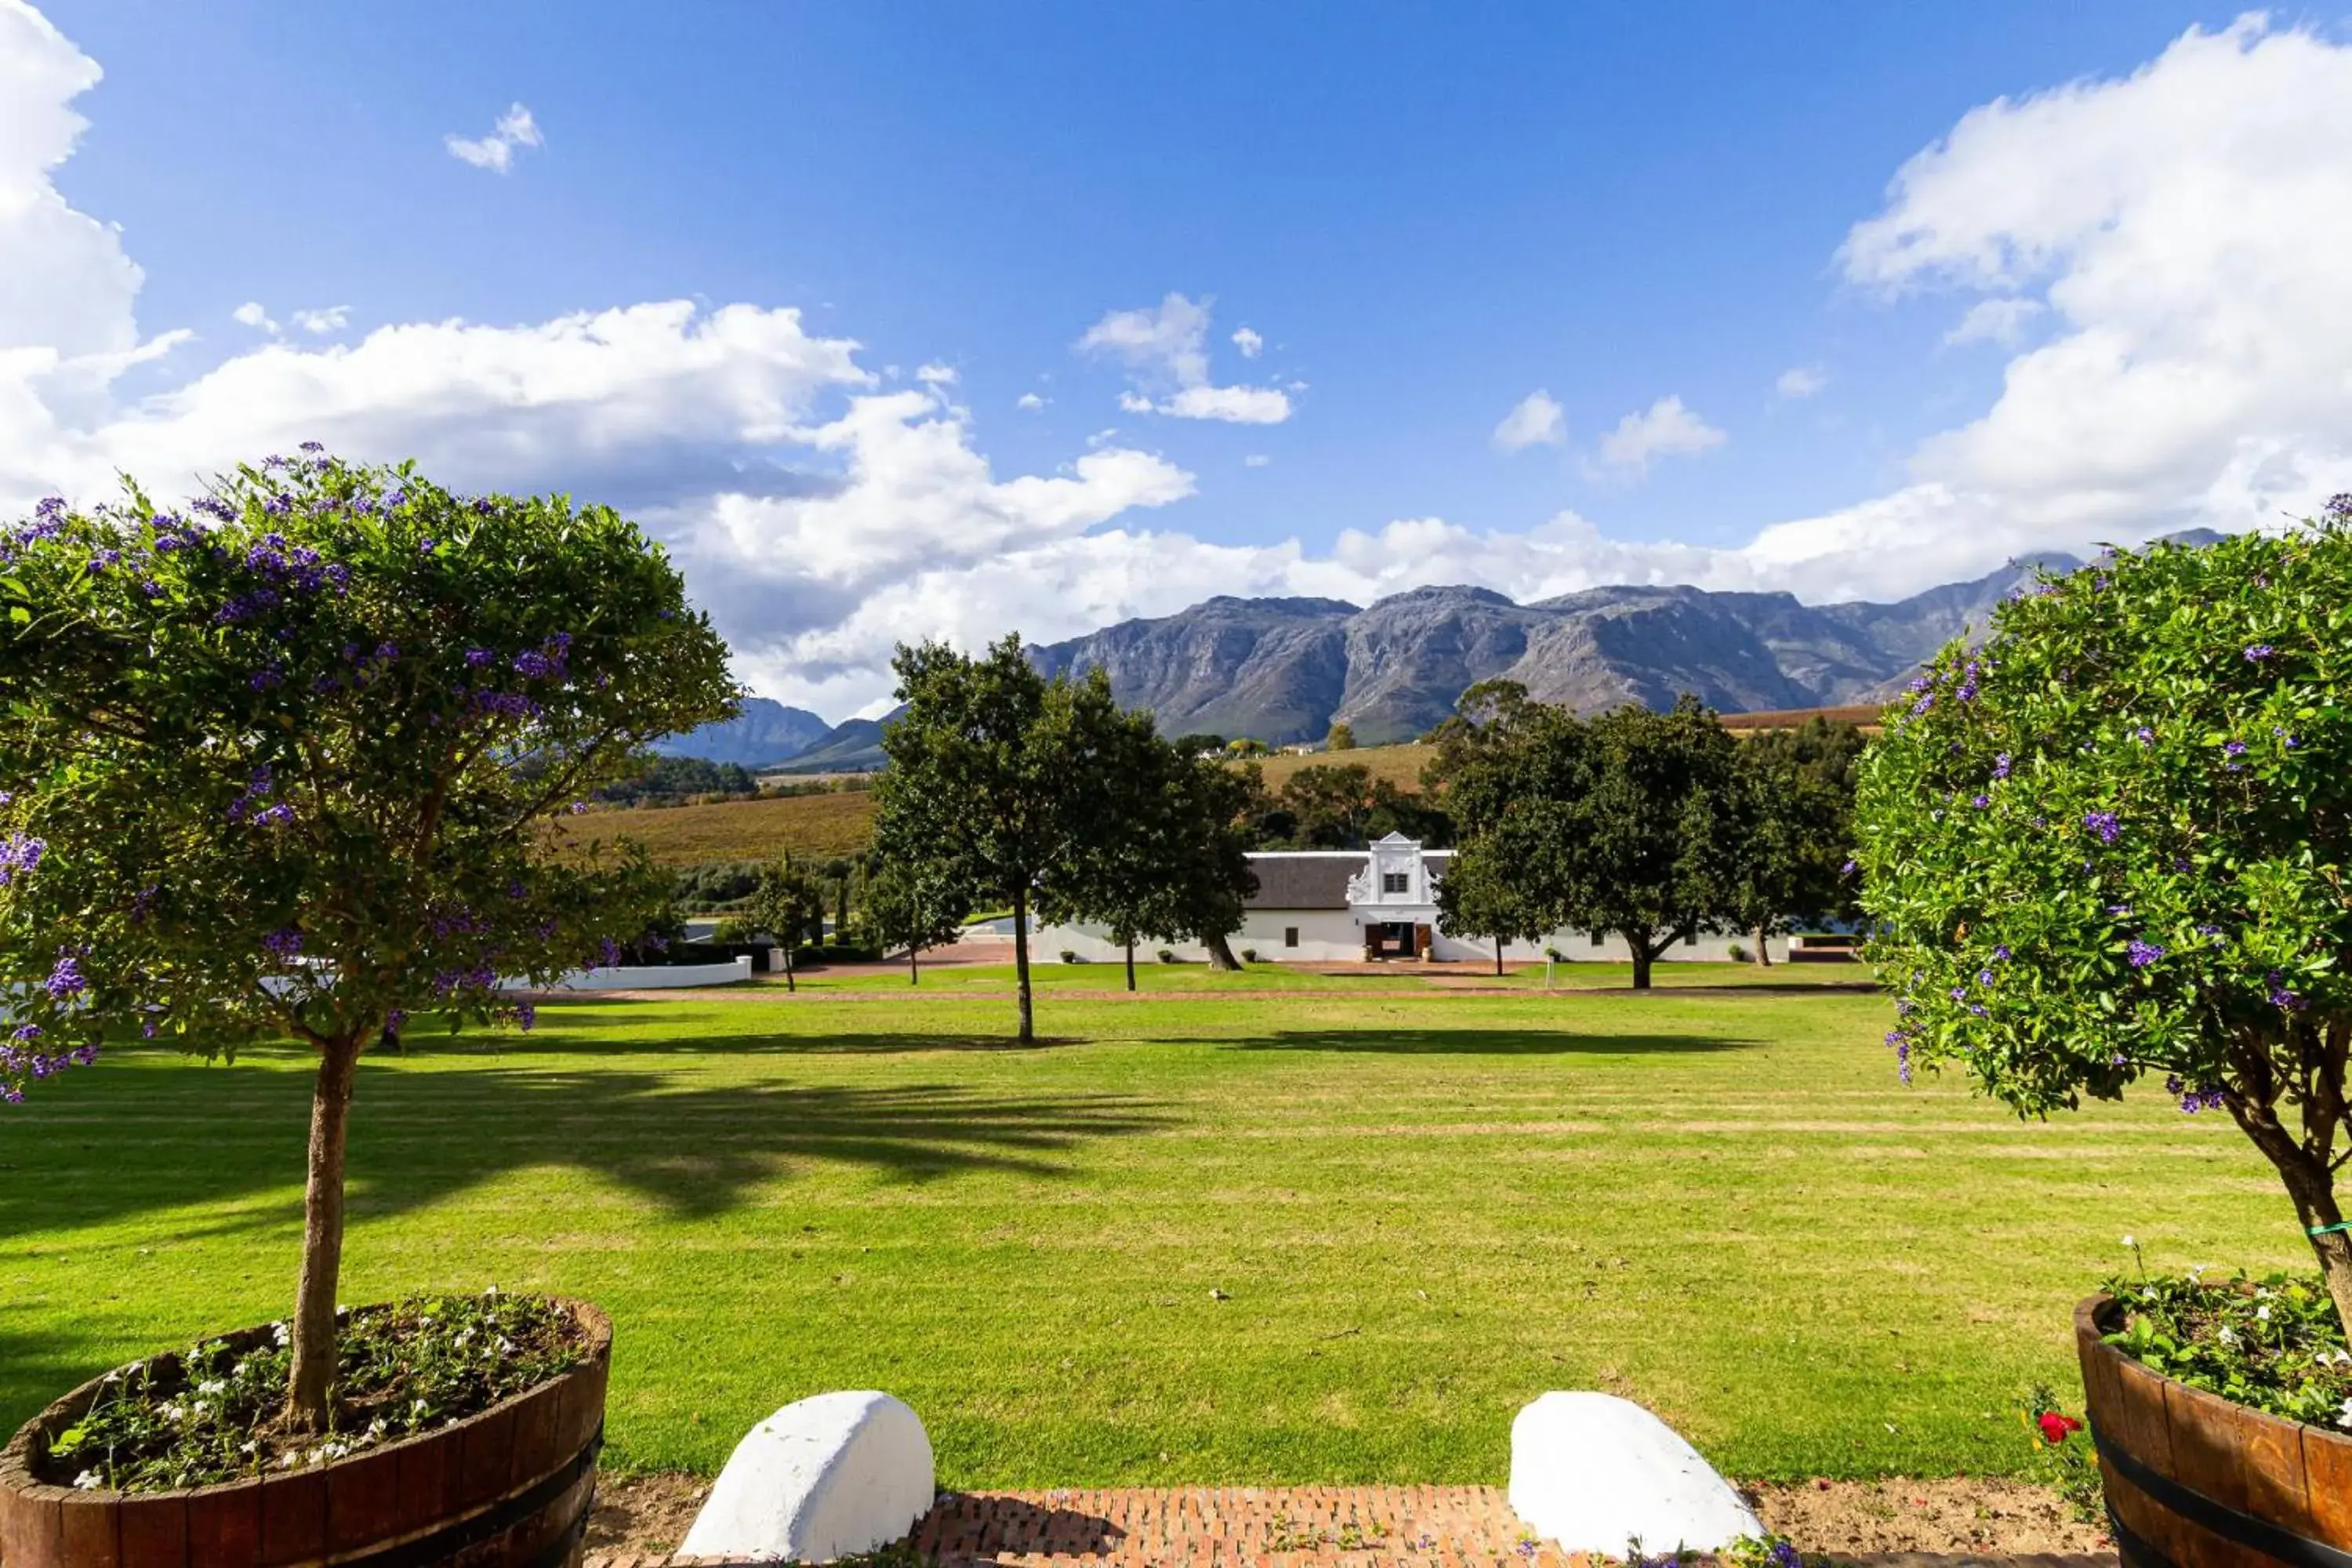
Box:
1990;752;2011;780
226;764;276;823
465;648;495;669
0;1038;100;1098
2242;644;2275;662
511;633;572;681
2082;811;2121;844
261;927;303;960
213;588;281;624
1884;1025;1914;1083
188;496;235;523
0;833;45;886
2125;940;2165;968
430;961;499;997
2265;971;2307;1011
2165;1074;2227;1114
426;901;487;940
45;953;86;1000
468;690;541;721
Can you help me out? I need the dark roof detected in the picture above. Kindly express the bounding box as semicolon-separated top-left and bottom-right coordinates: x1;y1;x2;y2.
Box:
1243;855;1362;909
1242;849;1454;909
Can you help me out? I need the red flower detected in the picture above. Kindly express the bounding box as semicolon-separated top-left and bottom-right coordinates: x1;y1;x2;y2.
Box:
2037;1412;2082;1445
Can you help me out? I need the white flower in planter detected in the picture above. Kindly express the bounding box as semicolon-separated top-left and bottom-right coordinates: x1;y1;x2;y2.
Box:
2339;1396;2352;1430
73;1470;101;1490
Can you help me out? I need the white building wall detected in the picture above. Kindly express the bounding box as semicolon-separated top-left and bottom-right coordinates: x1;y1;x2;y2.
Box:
1030;918;1788;966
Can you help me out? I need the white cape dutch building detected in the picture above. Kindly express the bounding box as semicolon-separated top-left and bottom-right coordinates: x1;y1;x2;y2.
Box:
1034;833;1782;964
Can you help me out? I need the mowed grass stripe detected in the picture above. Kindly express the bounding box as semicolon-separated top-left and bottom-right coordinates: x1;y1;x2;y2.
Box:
0;985;2292;1487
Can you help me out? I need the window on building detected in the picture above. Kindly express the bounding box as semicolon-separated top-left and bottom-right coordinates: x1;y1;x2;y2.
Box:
1284;926;1299;948
1381;872;1410;894
1590;931;1604;948
1685;931;1700;948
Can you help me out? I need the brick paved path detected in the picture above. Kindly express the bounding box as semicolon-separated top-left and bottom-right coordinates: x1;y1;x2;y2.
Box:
580;1484;2114;1568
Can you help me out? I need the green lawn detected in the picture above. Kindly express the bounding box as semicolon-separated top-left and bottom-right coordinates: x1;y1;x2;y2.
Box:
0;982;2296;1489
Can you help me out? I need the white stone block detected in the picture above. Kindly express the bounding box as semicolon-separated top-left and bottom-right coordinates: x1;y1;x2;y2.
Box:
1508;1391;1762;1555
679;1391;934;1563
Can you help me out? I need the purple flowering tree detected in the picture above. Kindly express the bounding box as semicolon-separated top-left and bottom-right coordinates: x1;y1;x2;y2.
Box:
1857;503;2352;1338
0;453;734;1428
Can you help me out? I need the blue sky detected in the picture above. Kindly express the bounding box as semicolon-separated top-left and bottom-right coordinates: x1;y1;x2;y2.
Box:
10;2;2352;717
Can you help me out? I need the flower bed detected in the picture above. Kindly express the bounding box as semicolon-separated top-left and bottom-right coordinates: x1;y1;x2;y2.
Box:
2100;1271;2351;1430
32;1290;585;1493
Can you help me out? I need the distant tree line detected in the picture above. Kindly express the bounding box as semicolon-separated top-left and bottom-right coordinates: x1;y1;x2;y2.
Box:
1425;681;1860;988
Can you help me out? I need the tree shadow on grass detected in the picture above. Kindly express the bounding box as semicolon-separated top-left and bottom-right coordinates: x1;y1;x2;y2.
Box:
477;1017;1087;1055
0;1056;1169;1242
1229;1027;1759;1055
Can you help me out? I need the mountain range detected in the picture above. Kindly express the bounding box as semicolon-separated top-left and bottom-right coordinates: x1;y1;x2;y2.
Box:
659;537;2215;766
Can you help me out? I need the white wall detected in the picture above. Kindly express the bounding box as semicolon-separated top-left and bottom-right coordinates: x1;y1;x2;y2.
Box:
1030;919;1788;966
503;956;754;990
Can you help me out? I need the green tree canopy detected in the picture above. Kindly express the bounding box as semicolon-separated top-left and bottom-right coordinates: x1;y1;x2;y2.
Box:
746;852;827;991
1857;510;2352;1336
1727;717;1867;958
0;452;734;1425
1051;719;1261;986
1430;684;1757;989
873;636;1129;1041
860;854;972;984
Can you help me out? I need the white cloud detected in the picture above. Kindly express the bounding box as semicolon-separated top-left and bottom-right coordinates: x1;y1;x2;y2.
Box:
1243;453;1271;468
1942;297;2042;347
291;305;350;336
445;101;542;172
10;5;2352;714
1831;13;2352;556
1491;389;1566;452
1593;395;1726;474
1015;392;1046;410
232;301;275;332
1775;365;1827;399
1076;293;1292;423
914;363;956;385
1231;326;1263;358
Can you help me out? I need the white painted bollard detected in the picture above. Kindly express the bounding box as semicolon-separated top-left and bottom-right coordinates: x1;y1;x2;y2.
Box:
680;1391;934;1563
1508;1392;1763;1554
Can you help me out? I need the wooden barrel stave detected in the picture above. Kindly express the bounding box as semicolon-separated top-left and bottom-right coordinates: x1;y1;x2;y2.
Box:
0;1299;609;1568
2076;1291;2352;1568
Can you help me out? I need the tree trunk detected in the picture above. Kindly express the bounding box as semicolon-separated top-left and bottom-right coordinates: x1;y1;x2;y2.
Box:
1628;931;1654;992
1124;936;1136;993
1753;924;1773;967
288;1035;362;1429
2232;1099;2352;1338
1011;885;1034;1044
1205;931;1243;971
908;945;919;985
1494;939;1504;978
782;946;795;993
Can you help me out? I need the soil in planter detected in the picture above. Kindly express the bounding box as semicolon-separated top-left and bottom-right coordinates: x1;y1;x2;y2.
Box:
33;1288;586;1493
2100;1269;2351;1428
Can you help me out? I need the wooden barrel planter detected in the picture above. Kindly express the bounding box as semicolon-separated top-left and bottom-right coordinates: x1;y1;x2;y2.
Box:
2076;1292;2352;1568
0;1299;610;1568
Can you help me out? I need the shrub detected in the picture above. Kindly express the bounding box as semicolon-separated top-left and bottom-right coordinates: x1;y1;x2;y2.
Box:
1857;509;2352;1338
0;454;732;1429
1156;948;1178;964
1240;947;1258;963
1060;949;1079;964
1727;942;1749;963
